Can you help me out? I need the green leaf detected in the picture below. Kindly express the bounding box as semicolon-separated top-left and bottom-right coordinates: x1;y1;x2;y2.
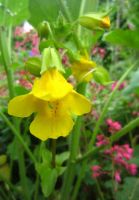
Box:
29;0;59;27
56;151;70;166
36;164;58;197
115;177;139;200
0;0;29;26
15;85;29;95
29;0;98;28
103;29;139;50
123;70;139;95
64;0;98;20
93;66;111;85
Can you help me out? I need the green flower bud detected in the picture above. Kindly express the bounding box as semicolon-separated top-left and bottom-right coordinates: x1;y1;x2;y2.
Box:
41;47;65;74
79;12;110;30
93;66;111;85
37;21;49;39
25;57;41;76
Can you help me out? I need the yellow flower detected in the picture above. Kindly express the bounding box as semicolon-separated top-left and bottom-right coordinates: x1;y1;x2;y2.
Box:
72;56;96;82
8;69;91;141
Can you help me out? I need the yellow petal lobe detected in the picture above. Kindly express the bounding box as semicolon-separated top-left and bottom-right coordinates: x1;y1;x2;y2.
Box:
63;90;92;116
8;93;37;117
32;69;73;101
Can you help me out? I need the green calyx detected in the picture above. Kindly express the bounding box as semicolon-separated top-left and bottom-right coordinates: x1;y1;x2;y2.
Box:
41;47;65;74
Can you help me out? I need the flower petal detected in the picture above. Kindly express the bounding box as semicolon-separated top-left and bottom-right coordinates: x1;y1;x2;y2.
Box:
29;103;74;141
8;93;37;117
63;91;92;115
32;69;73;101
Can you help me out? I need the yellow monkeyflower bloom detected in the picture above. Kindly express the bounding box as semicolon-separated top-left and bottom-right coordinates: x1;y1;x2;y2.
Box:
8;69;91;141
72;55;96;82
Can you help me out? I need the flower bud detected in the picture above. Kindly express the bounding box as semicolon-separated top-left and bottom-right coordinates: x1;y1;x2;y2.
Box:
41;47;65;74
93;66;111;85
37;21;49;39
79;12;110;30
25;57;41;76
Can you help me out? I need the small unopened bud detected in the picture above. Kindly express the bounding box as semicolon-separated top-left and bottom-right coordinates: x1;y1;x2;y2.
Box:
25;57;41;76
79;12;110;30
37;21;49;39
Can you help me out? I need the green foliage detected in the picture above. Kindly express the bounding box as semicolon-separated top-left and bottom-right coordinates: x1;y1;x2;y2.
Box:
29;0;98;28
103;29;139;50
115;177;139;200
123;70;139;95
0;0;29;26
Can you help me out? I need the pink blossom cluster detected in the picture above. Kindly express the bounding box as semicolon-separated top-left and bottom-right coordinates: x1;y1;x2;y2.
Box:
92;46;106;59
14;27;39;56
111;81;126;91
92;138;138;183
106;119;122;134
91;165;102;178
105;144;137;182
16;70;34;90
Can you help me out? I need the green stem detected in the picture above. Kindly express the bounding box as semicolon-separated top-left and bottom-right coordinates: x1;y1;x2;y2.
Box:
34;142;44;200
71;161;86;200
58;0;72;22
88;62;137;148
18;148;30;200
77;0;86;37
95;179;105;200
0;27;15;99
51;139;56;168
0;110;36;163
61;83;86;200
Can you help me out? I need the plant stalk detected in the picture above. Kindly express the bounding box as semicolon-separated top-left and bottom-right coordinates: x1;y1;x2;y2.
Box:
61;83;86;200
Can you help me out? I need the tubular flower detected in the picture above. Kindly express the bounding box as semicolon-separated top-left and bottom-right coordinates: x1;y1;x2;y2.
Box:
8;69;91;141
72;55;96;82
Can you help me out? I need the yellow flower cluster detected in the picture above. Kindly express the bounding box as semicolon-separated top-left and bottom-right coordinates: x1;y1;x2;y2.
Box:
8;69;91;141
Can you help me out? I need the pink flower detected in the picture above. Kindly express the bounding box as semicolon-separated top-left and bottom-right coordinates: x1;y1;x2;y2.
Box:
96;134;109;147
111;81;126;91
106;118;113;126
114;171;121;183
127;164;137;175
14;27;23;36
91;165;102;178
91;46;106;58
106;119;122;134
